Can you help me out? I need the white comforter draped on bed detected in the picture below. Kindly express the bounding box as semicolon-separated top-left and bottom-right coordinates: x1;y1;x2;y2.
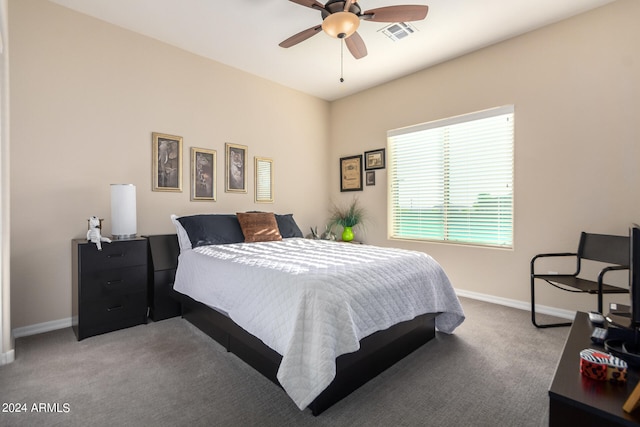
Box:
173;238;465;410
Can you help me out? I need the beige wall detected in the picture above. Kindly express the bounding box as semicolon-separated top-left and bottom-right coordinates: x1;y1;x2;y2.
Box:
9;0;330;328
8;0;640;330
329;0;640;315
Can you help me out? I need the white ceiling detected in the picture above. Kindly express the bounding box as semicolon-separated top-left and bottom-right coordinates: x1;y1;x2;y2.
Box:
48;0;615;101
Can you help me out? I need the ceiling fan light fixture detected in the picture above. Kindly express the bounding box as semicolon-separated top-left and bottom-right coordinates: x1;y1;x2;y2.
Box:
322;11;360;39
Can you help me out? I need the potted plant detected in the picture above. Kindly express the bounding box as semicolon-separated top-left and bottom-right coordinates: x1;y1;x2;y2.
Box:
329;197;366;242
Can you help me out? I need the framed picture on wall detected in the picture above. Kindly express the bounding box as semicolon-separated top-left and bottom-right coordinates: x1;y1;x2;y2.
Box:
364;148;385;170
366;170;375;186
225;143;248;193
191;147;216;201
152;132;183;192
340;154;363;192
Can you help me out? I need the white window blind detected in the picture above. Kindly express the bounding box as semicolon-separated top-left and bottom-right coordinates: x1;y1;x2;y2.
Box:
256;166;271;200
255;158;273;203
387;105;514;248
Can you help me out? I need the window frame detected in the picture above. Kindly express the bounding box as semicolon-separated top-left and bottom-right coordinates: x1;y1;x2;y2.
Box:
387;105;515;249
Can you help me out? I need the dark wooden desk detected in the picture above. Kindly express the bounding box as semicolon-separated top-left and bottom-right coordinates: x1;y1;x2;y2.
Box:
549;311;640;426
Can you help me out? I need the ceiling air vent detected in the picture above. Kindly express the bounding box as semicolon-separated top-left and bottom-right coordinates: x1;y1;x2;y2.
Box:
379;22;418;42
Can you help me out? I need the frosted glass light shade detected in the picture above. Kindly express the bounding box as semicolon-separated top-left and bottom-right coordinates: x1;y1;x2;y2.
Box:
322;12;360;39
111;184;137;239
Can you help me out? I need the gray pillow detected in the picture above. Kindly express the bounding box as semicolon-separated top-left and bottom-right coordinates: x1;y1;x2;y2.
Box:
176;214;245;248
275;214;303;238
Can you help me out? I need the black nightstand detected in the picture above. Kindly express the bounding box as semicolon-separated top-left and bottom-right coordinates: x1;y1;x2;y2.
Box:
146;234;181;321
72;237;148;340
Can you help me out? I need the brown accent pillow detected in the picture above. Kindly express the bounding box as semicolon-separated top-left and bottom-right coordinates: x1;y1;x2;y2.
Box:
236;212;283;243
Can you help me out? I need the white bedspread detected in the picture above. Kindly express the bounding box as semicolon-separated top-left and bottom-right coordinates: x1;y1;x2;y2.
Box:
173;238;464;410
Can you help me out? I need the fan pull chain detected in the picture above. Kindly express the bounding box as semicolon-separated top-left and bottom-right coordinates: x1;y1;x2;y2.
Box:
340;39;344;83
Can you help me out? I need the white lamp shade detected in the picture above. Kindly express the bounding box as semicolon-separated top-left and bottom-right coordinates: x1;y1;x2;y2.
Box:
111;184;137;239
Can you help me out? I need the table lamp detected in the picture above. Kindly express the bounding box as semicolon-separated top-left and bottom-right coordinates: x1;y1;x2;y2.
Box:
110;184;136;239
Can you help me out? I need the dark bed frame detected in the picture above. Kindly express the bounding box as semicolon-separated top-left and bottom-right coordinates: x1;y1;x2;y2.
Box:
146;234;438;415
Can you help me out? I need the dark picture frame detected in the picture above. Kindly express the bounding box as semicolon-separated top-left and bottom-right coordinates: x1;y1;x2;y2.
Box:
364;148;386;170
191;147;216;201
152;132;182;192
366;170;375;186
225;143;248;193
340;154;363;192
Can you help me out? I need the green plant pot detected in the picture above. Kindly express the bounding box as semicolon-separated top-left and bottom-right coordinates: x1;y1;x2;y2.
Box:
342;226;354;242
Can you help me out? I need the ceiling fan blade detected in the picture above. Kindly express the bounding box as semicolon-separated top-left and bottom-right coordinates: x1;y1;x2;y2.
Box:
289;0;325;10
362;5;429;23
279;25;323;48
345;32;367;59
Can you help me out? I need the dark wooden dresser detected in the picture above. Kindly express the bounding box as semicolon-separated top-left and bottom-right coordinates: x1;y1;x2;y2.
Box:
72;238;148;340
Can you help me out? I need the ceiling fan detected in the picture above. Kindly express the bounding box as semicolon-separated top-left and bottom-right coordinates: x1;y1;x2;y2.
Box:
279;0;429;59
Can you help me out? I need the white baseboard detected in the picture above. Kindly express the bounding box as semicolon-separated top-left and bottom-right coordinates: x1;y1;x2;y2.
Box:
7;290;574;340
455;288;575;321
12;317;72;339
1;348;15;365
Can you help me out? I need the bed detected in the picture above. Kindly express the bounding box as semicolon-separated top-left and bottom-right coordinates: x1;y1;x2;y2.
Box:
167;212;465;415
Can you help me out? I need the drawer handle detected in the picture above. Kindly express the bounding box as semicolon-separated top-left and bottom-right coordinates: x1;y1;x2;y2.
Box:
107;305;123;312
106;279;123;286
107;253;125;258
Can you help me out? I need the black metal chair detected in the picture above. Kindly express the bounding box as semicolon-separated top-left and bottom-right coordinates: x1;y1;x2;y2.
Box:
531;232;630;328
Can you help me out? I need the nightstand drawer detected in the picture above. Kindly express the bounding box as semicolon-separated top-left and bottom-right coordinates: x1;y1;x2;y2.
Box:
79;239;147;272
80;291;147;331
80;265;147;300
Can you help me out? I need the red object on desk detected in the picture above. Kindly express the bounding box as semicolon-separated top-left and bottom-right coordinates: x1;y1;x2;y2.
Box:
579;348;628;382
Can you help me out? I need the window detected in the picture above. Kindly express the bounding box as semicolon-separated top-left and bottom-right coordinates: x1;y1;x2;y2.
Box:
387;105;514;248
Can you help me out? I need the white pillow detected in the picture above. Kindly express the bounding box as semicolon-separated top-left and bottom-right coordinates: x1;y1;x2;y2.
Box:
170;214;192;252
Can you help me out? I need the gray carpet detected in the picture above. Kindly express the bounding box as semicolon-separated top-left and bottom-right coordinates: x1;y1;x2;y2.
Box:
0;297;568;426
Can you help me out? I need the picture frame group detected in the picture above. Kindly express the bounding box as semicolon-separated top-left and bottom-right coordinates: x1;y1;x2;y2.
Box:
151;133;274;203
340;148;386;191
